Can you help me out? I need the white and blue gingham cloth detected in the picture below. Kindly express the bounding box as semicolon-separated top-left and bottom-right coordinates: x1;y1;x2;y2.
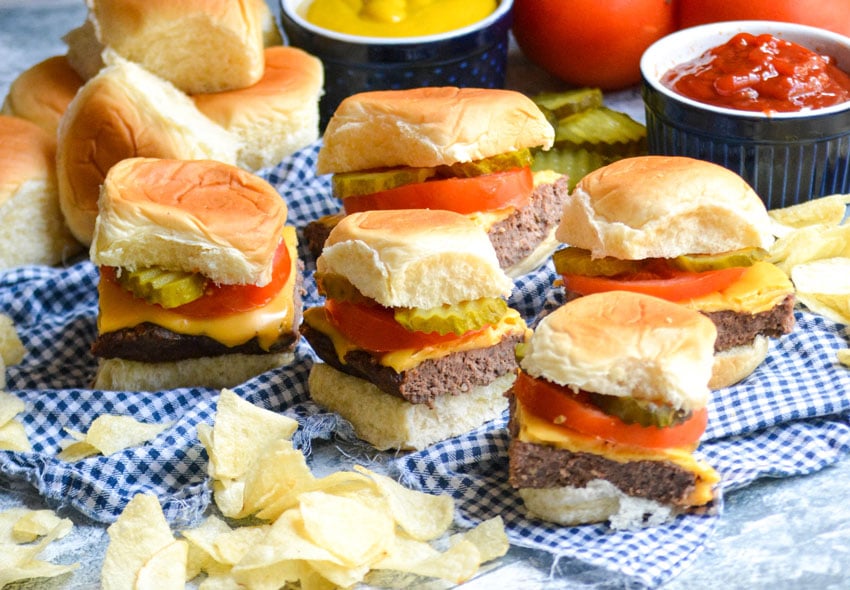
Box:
2;142;850;588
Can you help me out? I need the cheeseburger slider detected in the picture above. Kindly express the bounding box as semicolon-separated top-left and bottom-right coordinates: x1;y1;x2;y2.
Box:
301;208;530;450
89;157;302;391
305;87;567;277
554;156;795;389
509;290;720;528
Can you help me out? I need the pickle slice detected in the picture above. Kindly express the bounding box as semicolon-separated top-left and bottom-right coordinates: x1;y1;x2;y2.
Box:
552;247;644;277
332;167;437;199
531;146;609;189
554;107;647;154
670;247;768;272
532;88;604;118
394;297;507;336
587;393;690;428
314;272;370;303
440;149;534;178
116;267;207;308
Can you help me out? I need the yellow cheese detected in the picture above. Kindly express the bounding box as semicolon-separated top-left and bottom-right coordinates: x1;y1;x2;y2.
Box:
97;227;299;351
302;305;530;373
684;261;793;314
514;399;719;506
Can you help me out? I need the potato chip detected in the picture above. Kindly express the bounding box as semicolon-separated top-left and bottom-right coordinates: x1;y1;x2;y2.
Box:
236;439;314;519
0;513;79;587
0;390;25;425
135;539;188;590
101;493;176;590
58;414;171;460
11;509;72;543
182;515;269;569
299;490;395;567
0;313;25;367
837;349;850;367
769;193;850;230
204;388;298;480
396;538;481;584
370;534;441;572
355;466;454;542
303;558;371;588
0;419;31;452
449;516;509;563
769;224;850;275
791;258;850;324
254;469;373;522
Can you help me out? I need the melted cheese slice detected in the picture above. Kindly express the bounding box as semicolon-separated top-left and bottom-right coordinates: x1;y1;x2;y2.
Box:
514;399;719;506
302;305;530;373
684;261;794;314
97;227;298;350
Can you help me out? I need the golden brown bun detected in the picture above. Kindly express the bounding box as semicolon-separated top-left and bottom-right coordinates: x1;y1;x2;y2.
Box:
91;158;287;286
85;0;267;94
192;47;323;171
710;336;770;389
1;56;84;136
556;156;775;259
317;209;515;308
94;351;294;391
316;87;555;174
62;18;105;81
0;116;82;268
521;290;717;413
308;363;513;451
57;51;239;246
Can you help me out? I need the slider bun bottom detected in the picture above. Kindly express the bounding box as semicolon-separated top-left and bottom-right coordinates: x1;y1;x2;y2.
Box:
710;335;769;390
308;362;514;451
519;480;676;530
93;352;294;391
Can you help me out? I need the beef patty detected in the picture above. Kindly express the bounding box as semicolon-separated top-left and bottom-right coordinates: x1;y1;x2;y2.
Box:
301;321;524;407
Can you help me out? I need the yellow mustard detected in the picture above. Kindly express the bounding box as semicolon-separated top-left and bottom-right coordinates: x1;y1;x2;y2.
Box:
303;0;498;37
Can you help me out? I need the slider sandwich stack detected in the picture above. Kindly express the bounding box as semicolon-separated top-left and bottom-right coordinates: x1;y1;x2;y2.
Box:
301;209;531;450
89;157;302;391
553;155;795;388
306;86;568;277
509;290;721;529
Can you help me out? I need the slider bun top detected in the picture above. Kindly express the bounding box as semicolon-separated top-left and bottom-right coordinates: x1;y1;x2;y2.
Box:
86;0;268;94
521;290;717;412
317;209;515;308
192;46;324;171
91;157;287;287
316;87;555;175
556;155;775;260
1;55;84;136
57;51;239;246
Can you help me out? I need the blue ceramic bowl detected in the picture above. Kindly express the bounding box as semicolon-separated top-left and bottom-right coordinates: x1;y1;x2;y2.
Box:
641;21;850;210
280;0;513;129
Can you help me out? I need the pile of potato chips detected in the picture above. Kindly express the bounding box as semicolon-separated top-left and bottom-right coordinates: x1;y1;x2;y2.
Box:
768;193;850;365
100;389;509;588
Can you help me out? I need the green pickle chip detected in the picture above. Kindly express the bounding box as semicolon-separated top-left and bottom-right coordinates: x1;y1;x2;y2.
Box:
394;298;508;336
117;267;207;309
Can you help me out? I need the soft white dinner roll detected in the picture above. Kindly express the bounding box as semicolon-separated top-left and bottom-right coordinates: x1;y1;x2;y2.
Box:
91;157;287;286
317;209;515;309
1;55;84;137
85;0;268;93
316;86;556;174
192;46;324;171
56;51;240;246
0;116;82;269
520;290;718;413
557;155;776;260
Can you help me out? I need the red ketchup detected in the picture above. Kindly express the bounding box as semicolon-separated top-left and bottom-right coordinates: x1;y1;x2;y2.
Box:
662;32;850;113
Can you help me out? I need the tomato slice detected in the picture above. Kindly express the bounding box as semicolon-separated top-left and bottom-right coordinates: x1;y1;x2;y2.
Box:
342;167;534;215
561;265;747;301
325;298;475;352
103;238;292;318
513;371;708;450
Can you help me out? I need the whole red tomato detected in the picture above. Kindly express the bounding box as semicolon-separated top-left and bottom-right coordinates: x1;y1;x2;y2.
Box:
511;0;676;90
677;0;850;38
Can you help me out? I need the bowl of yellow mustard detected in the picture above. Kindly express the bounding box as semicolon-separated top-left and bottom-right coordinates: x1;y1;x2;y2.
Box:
280;0;514;128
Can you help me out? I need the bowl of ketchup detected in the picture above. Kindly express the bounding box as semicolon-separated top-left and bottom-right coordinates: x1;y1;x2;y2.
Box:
641;21;850;209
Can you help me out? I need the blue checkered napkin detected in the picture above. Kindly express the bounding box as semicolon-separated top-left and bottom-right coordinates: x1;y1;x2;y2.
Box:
391;307;850;588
